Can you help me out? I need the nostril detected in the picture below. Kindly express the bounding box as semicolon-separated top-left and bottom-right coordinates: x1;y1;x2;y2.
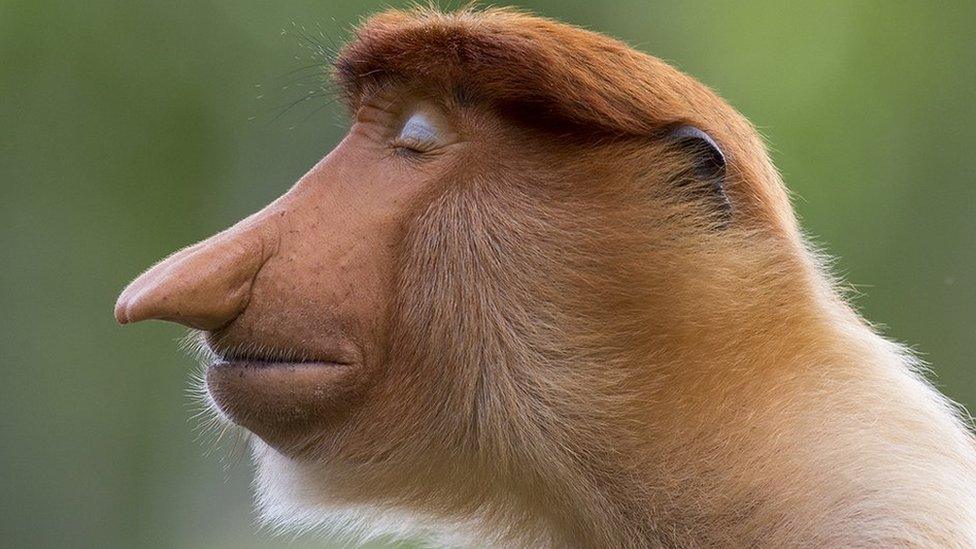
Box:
113;281;149;325
114;298;128;324
114;283;139;325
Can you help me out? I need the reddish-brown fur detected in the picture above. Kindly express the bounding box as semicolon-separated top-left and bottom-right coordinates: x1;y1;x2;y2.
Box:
335;7;792;232
116;6;976;547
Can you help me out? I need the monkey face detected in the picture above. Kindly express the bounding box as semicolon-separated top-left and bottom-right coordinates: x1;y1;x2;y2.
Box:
116;88;465;453
115;75;732;468
116;7;759;537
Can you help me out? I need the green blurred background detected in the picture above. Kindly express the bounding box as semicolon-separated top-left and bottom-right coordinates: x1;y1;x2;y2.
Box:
2;1;974;547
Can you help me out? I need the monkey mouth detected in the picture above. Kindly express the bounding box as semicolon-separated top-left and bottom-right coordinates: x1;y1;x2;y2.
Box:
201;342;366;451
198;333;360;371
210;356;356;370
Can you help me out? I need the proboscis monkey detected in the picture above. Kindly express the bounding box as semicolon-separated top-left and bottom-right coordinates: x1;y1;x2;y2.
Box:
114;7;976;548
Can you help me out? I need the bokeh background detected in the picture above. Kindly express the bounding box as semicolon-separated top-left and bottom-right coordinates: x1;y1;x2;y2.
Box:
2;1;974;547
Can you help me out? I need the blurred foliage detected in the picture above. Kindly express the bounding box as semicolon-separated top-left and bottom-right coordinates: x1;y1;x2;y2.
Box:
1;1;974;547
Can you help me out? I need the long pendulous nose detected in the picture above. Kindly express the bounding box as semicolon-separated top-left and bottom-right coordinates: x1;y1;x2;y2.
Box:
114;227;273;331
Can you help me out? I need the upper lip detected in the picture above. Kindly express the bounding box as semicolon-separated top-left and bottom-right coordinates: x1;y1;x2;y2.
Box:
196;326;361;368
212;347;354;366
202;336;357;367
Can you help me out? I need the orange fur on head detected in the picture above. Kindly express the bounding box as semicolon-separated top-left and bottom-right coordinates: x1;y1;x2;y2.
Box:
335;6;793;232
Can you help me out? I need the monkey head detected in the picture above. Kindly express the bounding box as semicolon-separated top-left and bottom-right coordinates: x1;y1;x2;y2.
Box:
115;6;815;545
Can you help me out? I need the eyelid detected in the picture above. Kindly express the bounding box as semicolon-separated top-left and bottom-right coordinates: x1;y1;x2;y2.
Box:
400;113;438;141
393;112;441;152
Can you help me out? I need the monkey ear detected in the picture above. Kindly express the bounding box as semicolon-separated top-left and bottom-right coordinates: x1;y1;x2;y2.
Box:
667;125;732;221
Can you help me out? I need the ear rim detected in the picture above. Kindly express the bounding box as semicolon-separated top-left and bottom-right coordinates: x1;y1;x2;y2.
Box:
666;124;732;221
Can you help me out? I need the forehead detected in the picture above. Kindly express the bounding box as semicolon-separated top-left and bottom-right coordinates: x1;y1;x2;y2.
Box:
333;7;676;138
355;78;471;116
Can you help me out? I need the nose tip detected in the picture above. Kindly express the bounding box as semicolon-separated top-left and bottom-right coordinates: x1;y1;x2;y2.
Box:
115;230;272;331
113;294;132;324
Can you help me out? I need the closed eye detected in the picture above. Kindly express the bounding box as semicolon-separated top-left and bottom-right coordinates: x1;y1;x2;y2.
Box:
392;112;441;154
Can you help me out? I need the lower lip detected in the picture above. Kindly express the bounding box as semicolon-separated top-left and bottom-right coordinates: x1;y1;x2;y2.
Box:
204;357;361;451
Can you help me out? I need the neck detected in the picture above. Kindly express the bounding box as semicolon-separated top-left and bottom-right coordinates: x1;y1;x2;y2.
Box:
532;236;976;547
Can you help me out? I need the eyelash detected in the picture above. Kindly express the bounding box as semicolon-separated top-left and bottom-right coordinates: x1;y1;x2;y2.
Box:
390;136;435;158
